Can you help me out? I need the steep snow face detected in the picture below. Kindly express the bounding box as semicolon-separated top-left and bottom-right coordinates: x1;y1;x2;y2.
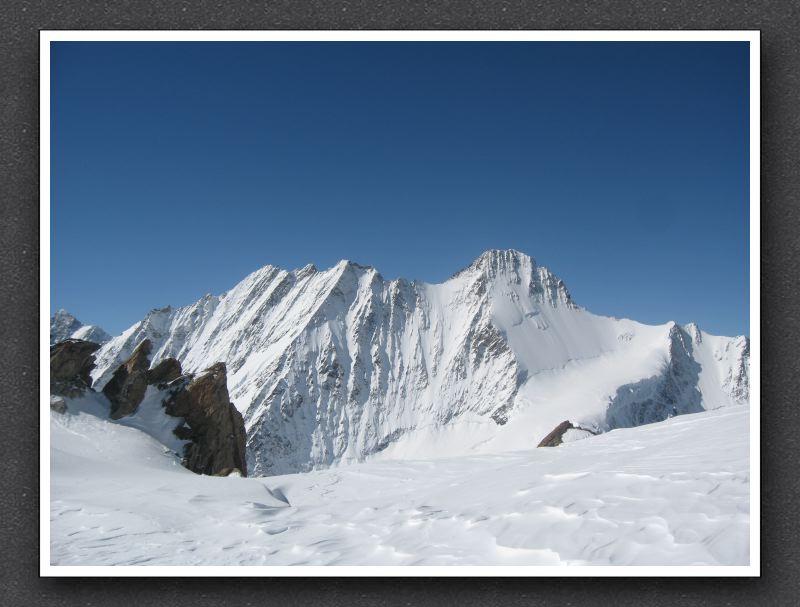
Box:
50;309;111;345
91;250;750;476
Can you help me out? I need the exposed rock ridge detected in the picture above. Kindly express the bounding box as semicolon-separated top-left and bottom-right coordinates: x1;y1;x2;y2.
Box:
453;249;576;309
103;339;154;419
723;335;750;404
605;324;704;429
50;339;101;398
101;340;247;477
537;420;598;447
165;363;248;477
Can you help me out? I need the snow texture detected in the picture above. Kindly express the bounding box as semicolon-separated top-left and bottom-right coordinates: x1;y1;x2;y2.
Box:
51;400;750;566
89;250;750;477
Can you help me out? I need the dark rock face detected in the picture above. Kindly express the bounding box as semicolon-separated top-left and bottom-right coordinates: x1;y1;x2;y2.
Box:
50;395;68;414
103;339;153;420
537;420;575;447
50;339;101;397
165;363;248;477
100;341;248;477
148;357;182;386
605;324;703;430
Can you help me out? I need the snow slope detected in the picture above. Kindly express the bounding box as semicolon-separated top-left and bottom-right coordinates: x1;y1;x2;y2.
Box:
89;250;750;476
50;401;750;566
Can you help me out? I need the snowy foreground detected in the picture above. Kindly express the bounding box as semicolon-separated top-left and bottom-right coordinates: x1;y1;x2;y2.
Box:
50;398;749;567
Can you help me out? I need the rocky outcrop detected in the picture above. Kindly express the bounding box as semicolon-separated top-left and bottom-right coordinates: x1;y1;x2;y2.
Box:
50;339;101;397
537;420;576;447
102;341;183;418
50;395;67;414
148;357;182;386
100;339;248;477
538;420;598;447
165;363;248;477
103;339;153;419
605;324;703;430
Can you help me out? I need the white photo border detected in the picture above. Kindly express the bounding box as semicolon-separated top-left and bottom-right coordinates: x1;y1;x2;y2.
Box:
40;29;760;578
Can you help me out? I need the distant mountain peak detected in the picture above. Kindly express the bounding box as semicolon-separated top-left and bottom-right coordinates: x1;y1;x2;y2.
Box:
50;309;111;346
50;310;83;344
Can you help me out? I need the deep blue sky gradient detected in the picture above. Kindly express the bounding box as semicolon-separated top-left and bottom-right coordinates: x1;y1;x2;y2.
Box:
51;42;750;336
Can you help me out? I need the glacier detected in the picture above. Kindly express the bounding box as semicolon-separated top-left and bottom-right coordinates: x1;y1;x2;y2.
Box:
88;249;749;477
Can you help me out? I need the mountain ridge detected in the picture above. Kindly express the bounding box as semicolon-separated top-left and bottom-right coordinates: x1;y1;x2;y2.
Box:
88;250;749;476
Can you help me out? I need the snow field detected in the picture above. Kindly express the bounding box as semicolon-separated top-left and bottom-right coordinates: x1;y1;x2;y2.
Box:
51;399;749;566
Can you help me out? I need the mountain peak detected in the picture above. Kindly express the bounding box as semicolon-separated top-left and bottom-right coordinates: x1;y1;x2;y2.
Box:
472;249;535;270
335;259;376;273
477;248;533;263
451;249;575;309
50;309;110;346
293;263;318;279
51;309;83;344
450;248;532;279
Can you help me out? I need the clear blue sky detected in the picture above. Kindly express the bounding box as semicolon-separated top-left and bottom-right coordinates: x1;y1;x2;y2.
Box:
51;42;749;337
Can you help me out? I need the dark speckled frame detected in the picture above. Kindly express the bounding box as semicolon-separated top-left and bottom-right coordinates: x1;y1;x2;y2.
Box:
2;2;797;605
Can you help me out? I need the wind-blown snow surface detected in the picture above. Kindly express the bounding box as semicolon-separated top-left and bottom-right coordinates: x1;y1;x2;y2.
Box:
90;250;749;476
51;401;750;566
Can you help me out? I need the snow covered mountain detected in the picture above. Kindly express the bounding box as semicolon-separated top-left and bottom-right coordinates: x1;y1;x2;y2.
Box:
50;309;111;345
90;250;750;477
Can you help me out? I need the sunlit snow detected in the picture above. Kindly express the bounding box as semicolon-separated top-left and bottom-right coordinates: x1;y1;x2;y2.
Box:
51;251;750;567
51;395;749;566
87;251;749;476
